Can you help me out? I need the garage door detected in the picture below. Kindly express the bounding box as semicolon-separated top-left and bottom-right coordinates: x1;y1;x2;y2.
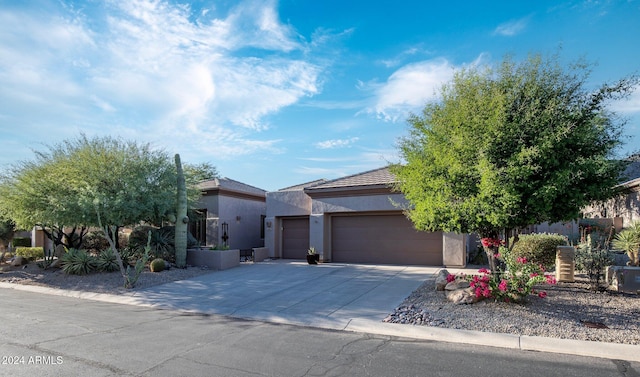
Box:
282;217;309;259
331;214;442;265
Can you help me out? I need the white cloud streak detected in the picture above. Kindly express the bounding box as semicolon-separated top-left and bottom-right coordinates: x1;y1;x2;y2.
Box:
493;17;529;36
314;137;359;149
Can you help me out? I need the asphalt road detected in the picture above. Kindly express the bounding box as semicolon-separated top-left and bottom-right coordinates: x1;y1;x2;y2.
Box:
0;288;637;377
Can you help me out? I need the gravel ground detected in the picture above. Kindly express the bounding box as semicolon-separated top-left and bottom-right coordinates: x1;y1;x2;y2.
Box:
2;261;639;346
0;261;215;294
384;272;640;345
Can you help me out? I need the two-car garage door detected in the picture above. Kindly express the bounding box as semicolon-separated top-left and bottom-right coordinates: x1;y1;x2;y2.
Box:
331;213;443;265
281;213;443;265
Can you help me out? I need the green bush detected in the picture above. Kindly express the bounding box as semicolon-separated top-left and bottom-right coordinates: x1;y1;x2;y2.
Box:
149;258;165;272
96;248;120;272
128;226;198;263
15;246;44;260
12;237;31;247
576;234;614;290
82;230;111;254
510;233;568;270
61;249;97;275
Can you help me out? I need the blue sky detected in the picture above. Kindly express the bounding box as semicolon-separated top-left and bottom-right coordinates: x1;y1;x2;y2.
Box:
1;0;639;191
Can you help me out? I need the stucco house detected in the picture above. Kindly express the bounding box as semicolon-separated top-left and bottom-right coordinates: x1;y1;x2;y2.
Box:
194;177;267;250
264;167;467;267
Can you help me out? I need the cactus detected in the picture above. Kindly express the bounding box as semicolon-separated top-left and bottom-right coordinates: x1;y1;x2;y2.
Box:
149;258;166;272
174;154;188;268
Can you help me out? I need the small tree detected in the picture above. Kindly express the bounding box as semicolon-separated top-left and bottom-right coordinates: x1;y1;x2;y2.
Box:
392;52;638;271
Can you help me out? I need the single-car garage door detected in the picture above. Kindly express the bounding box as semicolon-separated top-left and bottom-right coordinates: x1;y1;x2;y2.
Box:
331;213;442;265
282;217;310;259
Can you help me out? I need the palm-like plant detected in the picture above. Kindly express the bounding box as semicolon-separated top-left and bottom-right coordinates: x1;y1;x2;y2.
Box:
612;222;640;266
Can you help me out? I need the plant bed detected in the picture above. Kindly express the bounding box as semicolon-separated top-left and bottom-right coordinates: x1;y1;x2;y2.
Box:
186;248;239;270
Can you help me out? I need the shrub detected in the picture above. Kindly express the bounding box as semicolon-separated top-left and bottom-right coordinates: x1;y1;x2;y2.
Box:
61;249;97;275
82;230;111;254
96;248;120;272
510;233;567;270
575;234;614;290
149;258;165;272
611;222;640;266
15;246;44;260
12;237;31;247
128;226;175;262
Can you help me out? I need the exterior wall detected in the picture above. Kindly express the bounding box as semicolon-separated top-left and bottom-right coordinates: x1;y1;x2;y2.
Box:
196;193;266;250
310;193;408;214
217;194;266;250
265;190;312;258
582;187;640;227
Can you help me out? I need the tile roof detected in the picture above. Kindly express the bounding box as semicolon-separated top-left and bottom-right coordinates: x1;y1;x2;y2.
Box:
305;166;396;191
277;179;328;192
198;177;266;197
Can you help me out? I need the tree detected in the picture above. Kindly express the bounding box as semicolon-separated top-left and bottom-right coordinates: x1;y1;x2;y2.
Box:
0;134;210;287
392;53;638;271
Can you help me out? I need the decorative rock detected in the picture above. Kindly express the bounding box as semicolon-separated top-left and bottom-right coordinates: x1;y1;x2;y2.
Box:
445;287;482;304
49;259;63;269
435;269;450;291
11;256;26;266
444;280;470;291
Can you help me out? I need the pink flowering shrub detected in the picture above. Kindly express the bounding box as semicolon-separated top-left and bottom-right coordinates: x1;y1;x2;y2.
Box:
465;246;556;302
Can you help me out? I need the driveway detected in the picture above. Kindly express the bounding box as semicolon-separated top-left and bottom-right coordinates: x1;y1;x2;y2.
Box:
126;260;442;329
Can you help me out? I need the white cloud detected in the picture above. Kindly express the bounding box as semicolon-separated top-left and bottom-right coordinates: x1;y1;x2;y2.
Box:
0;0;322;161
314;137;359;149
611;85;640;114
492;17;529;36
362;58;456;122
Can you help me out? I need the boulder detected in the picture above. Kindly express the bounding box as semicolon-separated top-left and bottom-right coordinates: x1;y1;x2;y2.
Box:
435;269;450;291
11;256;27;266
49;259;63;269
445;280;470;291
445;287;482;304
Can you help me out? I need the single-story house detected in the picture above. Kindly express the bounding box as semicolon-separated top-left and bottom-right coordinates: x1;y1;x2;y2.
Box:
194;177;267;250
582;176;640;227
264;167;467;267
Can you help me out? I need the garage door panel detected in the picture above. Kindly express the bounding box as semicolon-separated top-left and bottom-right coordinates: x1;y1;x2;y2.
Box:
282;217;309;259
331;214;442;265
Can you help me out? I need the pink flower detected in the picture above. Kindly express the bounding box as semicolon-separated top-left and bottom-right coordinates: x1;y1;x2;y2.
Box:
498;280;508;292
516;257;527;264
538;291;548;298
529;273;539;278
482;288;492;298
494;253;501;259
546;275;557;285
478;268;490;274
447;274;456;283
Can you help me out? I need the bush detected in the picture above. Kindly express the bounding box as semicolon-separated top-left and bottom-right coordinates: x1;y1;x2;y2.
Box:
15;246;44;260
149;258;165;272
576;234;614;290
510;233;567;270
61;249;97;275
82;230;111;254
96;248;120;272
12;237;31;247
128;226;198;263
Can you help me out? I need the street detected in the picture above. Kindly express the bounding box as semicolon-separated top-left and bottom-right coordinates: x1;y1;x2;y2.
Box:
0;288;637;377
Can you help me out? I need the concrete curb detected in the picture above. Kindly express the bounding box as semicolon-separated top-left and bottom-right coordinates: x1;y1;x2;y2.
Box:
1;282;638;362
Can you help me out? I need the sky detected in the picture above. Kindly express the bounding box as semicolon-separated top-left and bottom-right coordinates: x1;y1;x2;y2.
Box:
1;0;639;192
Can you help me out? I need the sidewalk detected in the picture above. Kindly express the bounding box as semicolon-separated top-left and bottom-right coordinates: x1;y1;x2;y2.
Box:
1;260;638;362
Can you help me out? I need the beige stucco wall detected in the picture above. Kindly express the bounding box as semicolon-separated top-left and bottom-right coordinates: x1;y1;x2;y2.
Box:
264;190;312;258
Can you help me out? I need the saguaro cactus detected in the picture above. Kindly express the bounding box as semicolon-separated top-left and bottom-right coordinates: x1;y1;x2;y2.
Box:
174;154;188;268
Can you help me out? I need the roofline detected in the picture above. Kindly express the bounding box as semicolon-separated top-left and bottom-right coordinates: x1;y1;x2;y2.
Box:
303;166;396;192
304;184;396;198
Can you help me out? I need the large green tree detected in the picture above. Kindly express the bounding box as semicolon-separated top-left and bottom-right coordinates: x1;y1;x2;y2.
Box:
0;134;210;287
392;53;637;269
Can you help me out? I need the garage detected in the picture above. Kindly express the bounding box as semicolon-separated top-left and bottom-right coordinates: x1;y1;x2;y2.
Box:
281;217;310;259
331;213;443;265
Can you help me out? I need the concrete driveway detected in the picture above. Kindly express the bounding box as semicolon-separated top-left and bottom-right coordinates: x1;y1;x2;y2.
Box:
126;260;442;329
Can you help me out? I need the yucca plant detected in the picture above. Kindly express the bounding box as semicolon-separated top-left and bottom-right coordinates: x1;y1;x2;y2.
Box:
61;249;97;275
96;248;120;272
612;222;640;266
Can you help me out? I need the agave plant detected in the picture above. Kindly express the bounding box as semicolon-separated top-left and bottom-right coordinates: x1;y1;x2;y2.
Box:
61;249;97;275
612;222;640;266
96;248;120;272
